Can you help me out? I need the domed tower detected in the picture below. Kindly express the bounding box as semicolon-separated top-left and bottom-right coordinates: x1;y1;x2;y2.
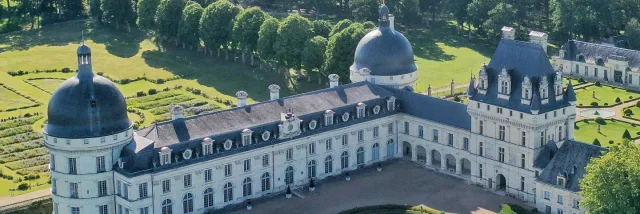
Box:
45;38;132;214
350;4;418;89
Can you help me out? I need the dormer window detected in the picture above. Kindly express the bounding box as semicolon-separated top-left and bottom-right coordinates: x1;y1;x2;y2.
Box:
554;71;564;100
356;103;366;118
202;138;214;155
387;96;396;111
90;100;97;108
498;67;511;96
478;64;489;94
521;76;532;105
241;129;253;146
540;76;549;103
324;110;334;126
557;174;566;187
159;147;172;166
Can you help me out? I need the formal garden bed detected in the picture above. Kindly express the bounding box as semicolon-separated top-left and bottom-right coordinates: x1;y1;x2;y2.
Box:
575;119;640;148
622;102;640;122
575;84;640;107
338;204;442;214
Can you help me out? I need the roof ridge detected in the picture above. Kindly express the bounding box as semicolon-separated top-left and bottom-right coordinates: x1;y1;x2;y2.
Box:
572;39;640;53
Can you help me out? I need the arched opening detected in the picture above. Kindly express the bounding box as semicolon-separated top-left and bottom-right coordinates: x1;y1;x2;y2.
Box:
402;141;412;158
162;199;172;214
183;193;194;214
341;151;349;169
223;182;233;203
242;177;252;197
416;145;426;163
460;158;471;176
372;143;380;161
431;150;441;167
445;154;456;172
357;147;365;167
285;166;294;185
386;139;395;157
261;172;271;192
496;174;507;191
324;156;333;174
203;188;214;209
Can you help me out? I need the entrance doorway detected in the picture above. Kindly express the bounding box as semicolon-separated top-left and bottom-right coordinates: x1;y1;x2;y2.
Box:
496;174;507;191
615;70;623;83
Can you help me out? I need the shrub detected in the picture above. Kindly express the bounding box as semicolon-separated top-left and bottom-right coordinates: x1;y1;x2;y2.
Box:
578;78;585;83
593;139;601;146
630;96;633;99
595;81;601;86
96;72;104;76
624;108;633;116
156;79;165;84
604;103;609;106
623;129;632;139
590;102;599;106
17;183;29;190
148;89;157;95
609;140;614;144
616;97;622;103
136;91;147;97
595;117;605;124
453;96;461;102
637;101;640;107
499;204;517;214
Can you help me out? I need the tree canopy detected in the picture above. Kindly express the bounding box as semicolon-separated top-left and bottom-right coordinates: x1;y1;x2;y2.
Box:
581;143;640;213
257;17;279;62
156;0;187;38
137;0;161;30
324;23;367;83
627;18;640;50
199;0;241;50
274;14;312;70
302;36;328;78
349;0;379;22
101;0;136;29
483;3;517;40
329;19;353;37
312;20;333;38
232;7;268;53
178;2;203;47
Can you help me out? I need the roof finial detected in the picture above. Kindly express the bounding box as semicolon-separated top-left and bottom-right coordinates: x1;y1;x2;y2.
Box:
82;30;85;45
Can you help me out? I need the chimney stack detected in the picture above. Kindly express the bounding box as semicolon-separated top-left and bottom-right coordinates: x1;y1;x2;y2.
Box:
328;74;340;88
529;30;548;54
171;105;184;120
389;14;395;30
236;91;248;107
268;84;280;100
501;26;515;40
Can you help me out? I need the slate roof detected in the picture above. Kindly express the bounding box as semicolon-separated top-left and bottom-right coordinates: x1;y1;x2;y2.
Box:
535;140;607;192
469;39;572;114
560;40;640;72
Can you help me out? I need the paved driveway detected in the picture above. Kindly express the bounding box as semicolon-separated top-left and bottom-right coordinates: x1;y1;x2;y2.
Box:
229;161;528;214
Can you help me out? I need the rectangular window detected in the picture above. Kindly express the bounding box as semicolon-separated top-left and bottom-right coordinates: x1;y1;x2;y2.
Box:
68;158;77;174
162;180;170;193
585;66;588;75
117;180;121;195
520;113;523;119
521;154;526;168
139;182;148;199
204;144;212;155
326;139;333;151
544;191;550;200
545;113;548;119
70;182;78;198
477;103;480;108
123;184;129;199
358;130;364;142
388;123;394;134
52;178;57;194
432;129;439;142
418;125;424;138
118;205;122;214
498;126;506;141
498;147;505;163
286;148;293;161
463;138;469;150
184;174;192;188
244;159;251;172
224;164;232;177
521;131;526;146
96;156;106;173
554;111;557;117
557;208;564;214
478;164;483;178
139;207;149;214
447;133;454;146
99;205;108;214
573;199;580;209
71;207;80;214
262;155;269;167
404;121;409;134
50;154;55;171
479;142;484;156
325;115;333;126
358;108;365;118
342;134;348;146
204;169;212;182
373;126;379;138
497;107;502;114
540;131;545;146
520;176;525;191
308;142;316;155
509;110;513;116
558;195;564;204
98;180;107;197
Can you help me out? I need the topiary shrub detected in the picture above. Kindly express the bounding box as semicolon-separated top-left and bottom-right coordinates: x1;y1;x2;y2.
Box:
593;138;601;146
454;96;461;102
623;129;632;139
616;97;622;103
624;108;633;116
148;89;157;95
629;96;633;99
136;91;147;97
578;78;585;83
595;117;605;124
17;183;29;190
595;81;601;86
609;140;614;144
591;102;599;106
604;103;609;106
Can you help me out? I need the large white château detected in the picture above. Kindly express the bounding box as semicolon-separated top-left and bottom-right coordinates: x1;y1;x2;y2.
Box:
45;5;603;214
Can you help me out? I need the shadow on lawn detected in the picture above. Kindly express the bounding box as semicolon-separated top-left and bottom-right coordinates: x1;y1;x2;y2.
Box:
142;44;324;102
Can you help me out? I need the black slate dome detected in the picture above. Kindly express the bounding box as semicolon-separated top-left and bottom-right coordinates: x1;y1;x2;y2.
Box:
46;43;131;138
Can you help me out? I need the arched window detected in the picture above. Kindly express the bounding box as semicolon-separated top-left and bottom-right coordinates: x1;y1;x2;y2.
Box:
223;183;233;203
525;89;529;99
357;147;365;167
324;156;333;174
386;139;395;157
183;193;193;214
242;177;252;197
203;188;214;208
372;143;380;161
558;126;563;141
285;166;294;185
308;160;317;178
162;199;172;214
479;120;484;135
261;172;271;192
341;151;349;169
556;85;562;95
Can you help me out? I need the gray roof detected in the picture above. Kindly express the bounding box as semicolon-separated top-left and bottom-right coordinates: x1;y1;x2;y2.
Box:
351;27;417;76
77;44;91;55
560;40;640;71
535;140;607;192
469;39;572;114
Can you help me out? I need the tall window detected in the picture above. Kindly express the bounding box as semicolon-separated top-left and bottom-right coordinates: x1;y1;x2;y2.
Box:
521;131;526;146
70;182;78;198
388;123;394;134
404;121;409;134
463;138;469;150
357;147;365;167
326;139;333;151
498;147;505;163
123;184;129;199
372;143;380;161
243;159;251;172
308;142;316;155
52;178;57;194
479;142;484;156
262;154;269;167
501;81;508;94
50;154;55;171
243;177;252;197
261;173;271;192
325;156;333;174
184;174;192;188
520;176;525;191
162;180;170;193
204;169;212;182
479;164;483;178
96;156;106;172
499;126;506;141
521;154;526;168
285;166;294;185
139;182;148;199
448;133;454;146
203;188;214;208
479;121;484;135
224;163;232;177
71;207;80;214
341;151;349;169
162;199;172;214
558;195;564;204
432;129;439;142
540;132;545;146
286;148;293;161
544;191;550;200
183;193;193;214
204;144;212;155
558;126;563;141
358;130;364;142
223;183;233;203
418;125;424;138
308;160;317;178
373;126;379;138
99;205;108;214
342;134;348;146
98;180;107;197
117;180;121;195
68;158;77;174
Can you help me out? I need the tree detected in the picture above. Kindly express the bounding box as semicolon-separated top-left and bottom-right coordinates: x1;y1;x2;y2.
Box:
101;0;136;30
329;19;353;37
198;0;240;59
257;17;279;63
482;3;517;40
467;0;498;31
156;0;187;39
362;21;376;30
137;0;161;30
274;14;312;72
593;138;601;146
349;0;378;22
324;23;367;83
178;1;203;48
90;0;103;21
626;18;640;50
302;36;328;82
312;20;332;38
387;0;420;25
498;204;516;214
232;7;268;65
62;0;84;19
622;129;632;140
451;0;472;29
581;143;640;213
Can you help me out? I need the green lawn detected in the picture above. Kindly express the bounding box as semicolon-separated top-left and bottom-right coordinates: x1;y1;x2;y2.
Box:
575;119;640;147
575;85;640;107
624;106;640;121
27;78;65;93
0;86;37;111
339;204;441;214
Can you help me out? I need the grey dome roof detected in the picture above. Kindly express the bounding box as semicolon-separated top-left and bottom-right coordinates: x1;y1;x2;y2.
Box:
46;73;131;138
351;28;417;76
77;44;91;55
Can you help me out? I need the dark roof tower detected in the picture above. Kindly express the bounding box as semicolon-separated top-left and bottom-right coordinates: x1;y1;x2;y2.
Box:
45;34;131;138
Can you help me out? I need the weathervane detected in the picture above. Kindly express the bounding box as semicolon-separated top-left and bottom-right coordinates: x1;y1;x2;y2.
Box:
81;30;85;45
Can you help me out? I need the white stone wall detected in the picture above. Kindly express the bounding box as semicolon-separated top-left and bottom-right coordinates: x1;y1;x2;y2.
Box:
349;69;418;89
535;182;585;214
555;58;640;88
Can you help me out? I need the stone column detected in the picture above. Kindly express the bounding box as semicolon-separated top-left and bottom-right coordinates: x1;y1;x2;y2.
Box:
440;155;446;170
411;144;417;161
425;150;432;166
450;80;455;97
455;159;461;175
427;85;432;96
567;117;576;140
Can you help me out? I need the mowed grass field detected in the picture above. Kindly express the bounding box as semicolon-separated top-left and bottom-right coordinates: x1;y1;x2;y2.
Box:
0;86;36;111
575;85;640;106
575;119;640;148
